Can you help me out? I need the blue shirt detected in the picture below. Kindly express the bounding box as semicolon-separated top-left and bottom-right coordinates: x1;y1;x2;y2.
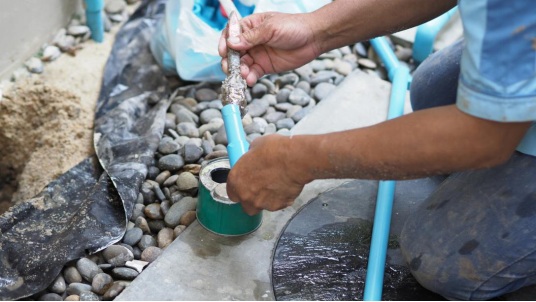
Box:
456;0;536;156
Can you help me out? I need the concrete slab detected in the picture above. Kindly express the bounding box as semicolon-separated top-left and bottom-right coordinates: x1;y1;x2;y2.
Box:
116;70;401;300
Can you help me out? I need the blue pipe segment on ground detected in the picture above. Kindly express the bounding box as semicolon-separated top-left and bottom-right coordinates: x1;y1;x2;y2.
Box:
413;7;457;64
222;104;249;167
85;0;105;43
364;37;410;301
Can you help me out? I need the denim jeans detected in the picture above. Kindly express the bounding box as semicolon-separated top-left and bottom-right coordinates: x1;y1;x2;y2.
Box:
399;41;536;300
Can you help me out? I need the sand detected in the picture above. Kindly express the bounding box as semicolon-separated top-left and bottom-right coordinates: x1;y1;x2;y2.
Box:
0;23;122;214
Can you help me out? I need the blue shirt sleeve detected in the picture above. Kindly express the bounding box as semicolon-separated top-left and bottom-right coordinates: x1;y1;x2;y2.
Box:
456;0;536;122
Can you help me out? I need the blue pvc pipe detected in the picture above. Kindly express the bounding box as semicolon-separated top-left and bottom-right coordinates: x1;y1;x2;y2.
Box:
413;7;457;64
369;38;399;82
363;63;410;301
221;104;249;167
84;0;105;43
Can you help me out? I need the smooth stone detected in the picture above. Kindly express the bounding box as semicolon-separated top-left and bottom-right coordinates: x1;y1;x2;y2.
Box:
358;58;378;69
109;13;124;23
395;45;413;62
48;274;66;294
141;246;163;263
313;82;337;101
64;295;80;301
153;185;166;201
102;245;134;266
103;283;125;300
164;197;198;228
76;258;101;282
310;70;338;86
179;211;197;226
264;111;286;124
339;45;352;55
147;219;166;233
135;216;151;234
264;123;277;134
132;247;142;260
160;200;171;216
294;63;313;80
157;154;184;172
296;81;311;94
199;108;222;124
260;93;277;106
157;227;175;249
67;25;90;36
158;139;180;155
259;78;276;94
163;174;179;187
144;203;163;220
214;125;228;145
286;105;303;119
354;42;368;57
105;0;126;14
207;100;223;110
251;83;268;98
155;170;171;185
66;283;93;296
176;122;199;138
39;293;62;301
288;88;312;106
131;204;145;221
138;234;157;251
198;118;224;135
276;118;295;130
323;58;334;70
42;45;61;62
112;267;139;281
291;106;314;122
123;226;143;246
247;133;262;142
244;121;263;135
275;88;291;103
25;57;43;74
64;266;82;284
274;102;294;112
179;144;204;164
275;73;299;87
176;172;198;191
204;150;228;161
182;164;201;175
91;272;114;295
311;60;325;72
147;166;160;180
173;225;187;238
246;98;269;117
195;88;219;102
334;59;353;76
79;291;99;301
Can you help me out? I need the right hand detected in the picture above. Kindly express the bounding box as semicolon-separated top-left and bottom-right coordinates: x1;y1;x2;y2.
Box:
218;12;321;86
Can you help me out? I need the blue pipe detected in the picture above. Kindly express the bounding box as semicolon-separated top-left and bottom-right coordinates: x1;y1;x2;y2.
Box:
413;7;457;64
84;0;105;43
363;58;410;300
221;104;249;167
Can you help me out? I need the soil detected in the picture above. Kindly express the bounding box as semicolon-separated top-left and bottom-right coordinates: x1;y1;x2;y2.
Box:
0;26;120;214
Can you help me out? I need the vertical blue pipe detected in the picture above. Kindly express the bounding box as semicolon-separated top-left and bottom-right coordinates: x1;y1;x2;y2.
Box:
363;37;410;301
84;0;105;43
413;7;457;64
221;104;249;167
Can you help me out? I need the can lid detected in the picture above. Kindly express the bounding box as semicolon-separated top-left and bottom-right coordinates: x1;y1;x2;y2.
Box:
212;183;236;204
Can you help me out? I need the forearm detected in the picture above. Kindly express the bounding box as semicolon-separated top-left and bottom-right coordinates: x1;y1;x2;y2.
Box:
310;0;457;54
288;105;531;183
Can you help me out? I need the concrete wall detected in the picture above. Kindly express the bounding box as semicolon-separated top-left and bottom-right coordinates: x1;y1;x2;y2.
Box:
0;0;81;81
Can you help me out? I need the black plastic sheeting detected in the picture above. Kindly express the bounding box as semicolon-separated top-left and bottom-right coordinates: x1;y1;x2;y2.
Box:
0;0;171;299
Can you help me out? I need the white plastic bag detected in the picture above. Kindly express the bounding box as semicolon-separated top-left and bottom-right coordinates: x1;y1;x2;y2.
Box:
150;0;331;82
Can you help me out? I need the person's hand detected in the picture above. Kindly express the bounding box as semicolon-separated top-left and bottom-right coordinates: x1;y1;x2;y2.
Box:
218;12;321;86
226;134;309;215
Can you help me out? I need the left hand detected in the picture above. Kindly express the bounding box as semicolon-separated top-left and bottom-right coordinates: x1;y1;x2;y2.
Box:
225;134;308;215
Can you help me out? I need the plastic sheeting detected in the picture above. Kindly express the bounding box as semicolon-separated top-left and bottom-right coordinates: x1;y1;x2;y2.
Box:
0;0;170;299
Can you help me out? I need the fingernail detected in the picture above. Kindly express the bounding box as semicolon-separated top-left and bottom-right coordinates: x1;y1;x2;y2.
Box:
228;36;240;44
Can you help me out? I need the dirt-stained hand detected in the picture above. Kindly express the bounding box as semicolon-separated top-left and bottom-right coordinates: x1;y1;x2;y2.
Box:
218;12;320;86
225;134;308;215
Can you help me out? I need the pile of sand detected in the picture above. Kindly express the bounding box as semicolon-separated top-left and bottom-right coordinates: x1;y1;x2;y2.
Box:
0;25;120;214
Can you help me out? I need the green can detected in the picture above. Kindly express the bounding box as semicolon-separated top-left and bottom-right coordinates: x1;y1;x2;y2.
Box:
197;157;262;236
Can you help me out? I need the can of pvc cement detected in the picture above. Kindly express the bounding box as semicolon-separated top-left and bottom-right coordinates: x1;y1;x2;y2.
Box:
197;157;262;236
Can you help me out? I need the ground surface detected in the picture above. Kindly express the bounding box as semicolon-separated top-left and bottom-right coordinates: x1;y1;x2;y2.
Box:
0;24;121;213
